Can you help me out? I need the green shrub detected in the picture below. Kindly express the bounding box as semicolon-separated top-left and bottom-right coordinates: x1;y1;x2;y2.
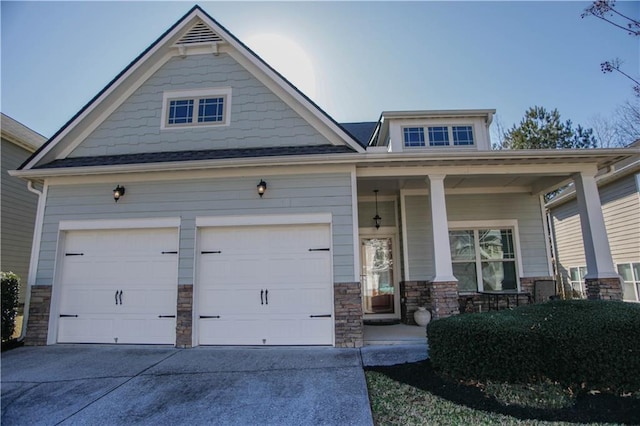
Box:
427;300;640;392
1;272;20;341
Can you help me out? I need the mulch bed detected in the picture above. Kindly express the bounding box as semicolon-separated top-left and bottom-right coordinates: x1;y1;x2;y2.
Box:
366;360;640;425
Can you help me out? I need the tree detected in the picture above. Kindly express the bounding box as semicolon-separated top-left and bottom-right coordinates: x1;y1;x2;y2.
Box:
588;99;640;147
582;1;640;96
497;106;597;150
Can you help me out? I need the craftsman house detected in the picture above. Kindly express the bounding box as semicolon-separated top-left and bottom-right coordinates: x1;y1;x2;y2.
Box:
12;6;635;348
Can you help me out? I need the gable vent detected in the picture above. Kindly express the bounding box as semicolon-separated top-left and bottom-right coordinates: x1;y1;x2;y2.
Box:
176;21;223;45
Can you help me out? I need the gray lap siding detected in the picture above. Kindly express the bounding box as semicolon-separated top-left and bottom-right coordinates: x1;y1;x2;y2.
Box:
36;173;355;286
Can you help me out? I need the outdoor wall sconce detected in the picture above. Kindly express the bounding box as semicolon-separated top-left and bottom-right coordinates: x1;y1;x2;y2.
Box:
113;185;125;202
257;180;267;197
373;189;382;229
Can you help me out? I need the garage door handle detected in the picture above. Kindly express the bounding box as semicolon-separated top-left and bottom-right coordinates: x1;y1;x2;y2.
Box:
60;314;79;318
162;251;178;254
261;289;264;305
265;289;268;305
200;315;220;319
308;248;330;251
310;314;331;318
201;251;222;254
115;290;123;305
158;315;176;318
65;253;84;256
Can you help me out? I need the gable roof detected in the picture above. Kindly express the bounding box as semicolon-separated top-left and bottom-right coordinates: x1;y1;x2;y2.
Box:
19;5;364;171
1;113;46;152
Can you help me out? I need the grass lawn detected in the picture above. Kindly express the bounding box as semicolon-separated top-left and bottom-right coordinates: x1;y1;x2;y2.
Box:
365;361;640;425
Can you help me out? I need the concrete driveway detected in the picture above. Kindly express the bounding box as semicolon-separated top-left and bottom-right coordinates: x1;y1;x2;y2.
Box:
1;345;375;425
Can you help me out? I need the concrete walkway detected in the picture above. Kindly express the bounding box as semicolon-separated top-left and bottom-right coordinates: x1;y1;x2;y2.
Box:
1;344;425;426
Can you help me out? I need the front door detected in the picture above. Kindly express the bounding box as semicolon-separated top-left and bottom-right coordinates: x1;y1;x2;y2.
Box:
360;236;399;319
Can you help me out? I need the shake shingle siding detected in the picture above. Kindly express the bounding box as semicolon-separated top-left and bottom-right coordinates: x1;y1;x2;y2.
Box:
70;53;331;158
36;173;355;285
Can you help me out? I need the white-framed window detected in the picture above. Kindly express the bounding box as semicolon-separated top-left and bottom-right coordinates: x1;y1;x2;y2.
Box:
568;266;587;299
402;125;475;148
618;262;640;302
161;87;232;129
452;125;474;146
449;227;519;292
403;127;425;147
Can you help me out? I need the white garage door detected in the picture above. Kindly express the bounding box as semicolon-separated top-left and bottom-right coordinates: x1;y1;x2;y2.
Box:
57;228;178;344
197;224;333;345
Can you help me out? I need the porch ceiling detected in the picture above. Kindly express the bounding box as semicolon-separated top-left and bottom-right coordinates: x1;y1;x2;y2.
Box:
357;174;569;196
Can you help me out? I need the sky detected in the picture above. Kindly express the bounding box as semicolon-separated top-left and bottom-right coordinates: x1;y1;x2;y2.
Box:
1;1;639;142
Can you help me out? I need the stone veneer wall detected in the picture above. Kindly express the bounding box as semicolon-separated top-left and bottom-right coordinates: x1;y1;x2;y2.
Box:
176;284;193;348
24;285;52;346
586;277;623;300
399;281;431;325
334;282;363;348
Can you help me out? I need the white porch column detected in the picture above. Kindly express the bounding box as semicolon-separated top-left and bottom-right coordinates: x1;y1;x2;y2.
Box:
574;171;617;278
427;175;457;282
573;171;622;300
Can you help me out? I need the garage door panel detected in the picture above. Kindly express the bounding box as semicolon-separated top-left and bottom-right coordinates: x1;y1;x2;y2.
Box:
263;288;332;314
200;288;258;314
58;317;115;344
198;224;333;346
57;228;178;345
60;288;118;314
199;317;269;345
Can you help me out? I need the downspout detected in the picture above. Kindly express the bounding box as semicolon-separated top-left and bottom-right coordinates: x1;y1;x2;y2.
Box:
19;180;44;341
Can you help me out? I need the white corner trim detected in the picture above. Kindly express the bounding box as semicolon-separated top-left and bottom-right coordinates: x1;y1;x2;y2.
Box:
58;217;181;231
400;189;411;282
195;213;332;227
350;169;361;283
539;194;554;277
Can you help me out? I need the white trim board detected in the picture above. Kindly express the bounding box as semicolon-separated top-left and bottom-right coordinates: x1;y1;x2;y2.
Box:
195;213;332;227
58;217;181;231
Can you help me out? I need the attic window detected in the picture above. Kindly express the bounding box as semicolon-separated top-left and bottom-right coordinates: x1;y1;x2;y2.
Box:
176;21;223;45
161;88;232;129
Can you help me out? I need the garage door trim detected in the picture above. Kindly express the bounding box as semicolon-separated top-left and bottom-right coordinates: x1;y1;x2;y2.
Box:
194;215;334;347
195;213;332;228
48;218;181;345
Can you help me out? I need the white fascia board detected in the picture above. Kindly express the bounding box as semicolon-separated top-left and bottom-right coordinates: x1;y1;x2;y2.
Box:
21;10;204;170
381;109;496;122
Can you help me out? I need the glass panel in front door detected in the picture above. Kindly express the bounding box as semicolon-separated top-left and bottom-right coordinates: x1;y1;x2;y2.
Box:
361;238;395;315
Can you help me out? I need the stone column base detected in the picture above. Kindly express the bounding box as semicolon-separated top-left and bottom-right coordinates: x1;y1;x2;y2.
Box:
399;281;430;325
431;281;459;320
334;282;363;348
24;285;52;346
176;284;193;348
586;277;623;300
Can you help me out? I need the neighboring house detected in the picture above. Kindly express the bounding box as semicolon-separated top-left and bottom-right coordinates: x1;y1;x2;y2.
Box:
11;6;637;348
1;113;46;316
548;140;640;302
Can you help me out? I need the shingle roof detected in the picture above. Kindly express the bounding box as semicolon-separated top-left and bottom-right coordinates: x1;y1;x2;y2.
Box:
340;122;377;147
35;145;356;169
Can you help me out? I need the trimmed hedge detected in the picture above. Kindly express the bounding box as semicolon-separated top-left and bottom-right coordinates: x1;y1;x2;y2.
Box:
1;272;20;341
427;300;640;392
